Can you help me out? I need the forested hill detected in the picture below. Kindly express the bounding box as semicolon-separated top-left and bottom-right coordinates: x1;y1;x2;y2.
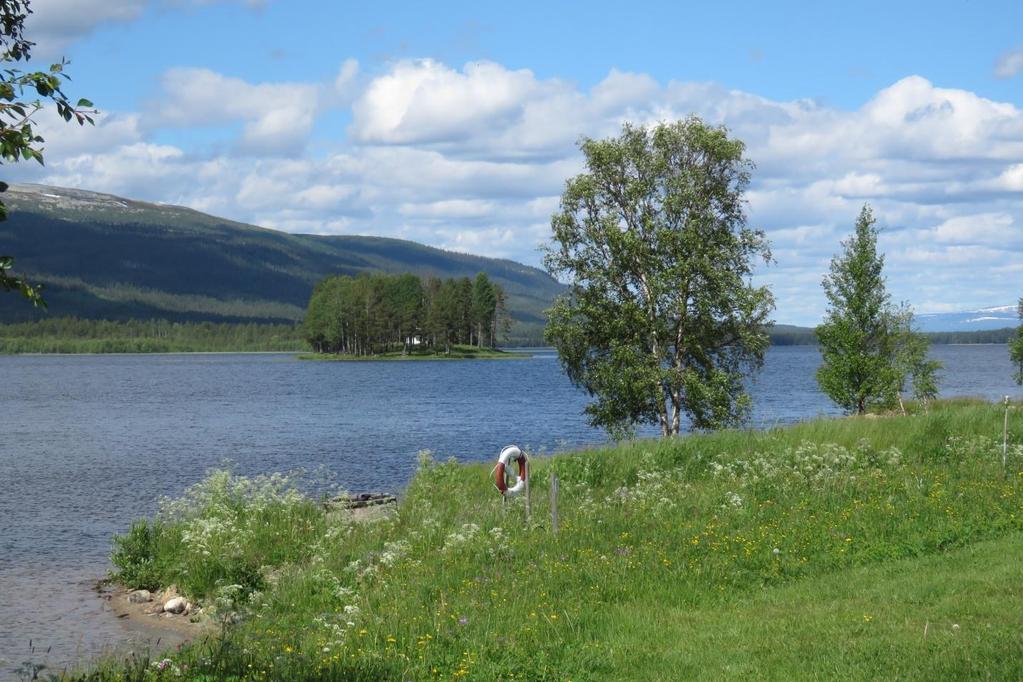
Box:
0;184;563;342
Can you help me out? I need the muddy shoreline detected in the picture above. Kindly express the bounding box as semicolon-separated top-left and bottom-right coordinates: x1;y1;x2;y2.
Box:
90;581;214;666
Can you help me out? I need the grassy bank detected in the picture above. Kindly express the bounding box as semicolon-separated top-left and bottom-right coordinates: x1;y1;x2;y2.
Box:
95;399;1023;680
0;318;308;354
298;345;529;361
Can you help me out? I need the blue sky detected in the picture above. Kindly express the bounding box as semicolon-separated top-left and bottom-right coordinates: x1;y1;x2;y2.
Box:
9;0;1023;325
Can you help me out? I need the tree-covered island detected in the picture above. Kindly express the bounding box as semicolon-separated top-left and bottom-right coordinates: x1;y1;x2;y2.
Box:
301;271;520;359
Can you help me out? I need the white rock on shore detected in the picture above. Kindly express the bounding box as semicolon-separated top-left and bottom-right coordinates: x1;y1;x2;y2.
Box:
164;596;187;614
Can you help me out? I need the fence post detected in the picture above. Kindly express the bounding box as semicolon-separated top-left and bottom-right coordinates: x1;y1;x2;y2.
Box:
1004;396;1010;477
550;474;559;536
525;458;532;525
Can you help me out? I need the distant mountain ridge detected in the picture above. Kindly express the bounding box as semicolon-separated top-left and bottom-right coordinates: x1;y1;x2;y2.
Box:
771;305;1020;342
1;184;1016;342
915;305;1019;332
0;184;564;342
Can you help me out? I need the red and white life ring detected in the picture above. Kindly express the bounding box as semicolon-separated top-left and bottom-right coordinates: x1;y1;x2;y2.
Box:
493;445;527;497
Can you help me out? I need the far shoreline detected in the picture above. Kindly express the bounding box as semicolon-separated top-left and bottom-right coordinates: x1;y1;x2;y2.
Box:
298;348;532;361
0;350;305;357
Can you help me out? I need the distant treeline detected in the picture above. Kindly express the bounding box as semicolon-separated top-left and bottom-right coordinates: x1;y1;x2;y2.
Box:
922;328;1018;344
0;318;307;353
1;315;1013;355
304;272;509;355
768;327;819;346
769;326;1018;346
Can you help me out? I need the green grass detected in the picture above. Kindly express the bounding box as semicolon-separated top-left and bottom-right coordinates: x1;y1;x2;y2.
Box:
594;535;1023;680
298;345;529;361
97;399;1023;680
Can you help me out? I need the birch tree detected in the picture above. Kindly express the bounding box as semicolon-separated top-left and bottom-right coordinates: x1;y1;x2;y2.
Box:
544;118;774;439
816;205;940;413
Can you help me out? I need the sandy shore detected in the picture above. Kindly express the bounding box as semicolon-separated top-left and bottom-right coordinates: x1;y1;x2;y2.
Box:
95;581;213;658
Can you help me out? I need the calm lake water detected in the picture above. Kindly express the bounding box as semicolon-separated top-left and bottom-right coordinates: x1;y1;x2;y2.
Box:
0;345;1019;677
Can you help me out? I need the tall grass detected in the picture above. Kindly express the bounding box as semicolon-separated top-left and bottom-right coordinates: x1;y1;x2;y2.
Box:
111;470;331;606
100;400;1023;680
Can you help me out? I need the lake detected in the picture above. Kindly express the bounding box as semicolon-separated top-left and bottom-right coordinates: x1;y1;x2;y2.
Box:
0;345;1019;677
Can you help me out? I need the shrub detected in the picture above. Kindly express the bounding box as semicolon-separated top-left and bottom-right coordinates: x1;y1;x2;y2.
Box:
110;469;332;603
110;519;164;591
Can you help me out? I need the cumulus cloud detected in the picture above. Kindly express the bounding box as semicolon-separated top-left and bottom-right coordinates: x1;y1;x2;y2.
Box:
147;63;358;155
352;60;540;145
995;46;1023;79
9;58;1023;324
351;60;658;160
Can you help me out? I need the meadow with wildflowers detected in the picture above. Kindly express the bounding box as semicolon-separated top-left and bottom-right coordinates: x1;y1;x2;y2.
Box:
94;398;1023;680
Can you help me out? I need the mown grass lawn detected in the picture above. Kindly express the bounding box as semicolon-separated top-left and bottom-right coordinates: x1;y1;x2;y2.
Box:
96;399;1023;681
593;534;1023;680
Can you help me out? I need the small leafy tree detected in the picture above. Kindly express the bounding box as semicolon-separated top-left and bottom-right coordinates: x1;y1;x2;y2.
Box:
0;0;95;306
1010;297;1023;386
893;306;941;412
816;205;939;413
544;118;774;439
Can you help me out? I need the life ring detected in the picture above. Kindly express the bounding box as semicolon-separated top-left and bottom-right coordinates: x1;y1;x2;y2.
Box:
493;445;527;497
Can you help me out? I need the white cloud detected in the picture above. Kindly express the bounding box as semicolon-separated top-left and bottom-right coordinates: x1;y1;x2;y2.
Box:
149;68;320;155
994;163;1023;191
331;59;361;104
398;199;496;220
931;213;1016;245
8;59;1023;325
147;63;359;155
25;0;266;59
995;46;1023;79
352;59;542;146
27;108;144;160
26;0;146;57
350;60;649;160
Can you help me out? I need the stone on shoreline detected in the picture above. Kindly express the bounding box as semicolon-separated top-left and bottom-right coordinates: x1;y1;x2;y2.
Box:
164;597;187;614
127;589;152;604
326;492;397;510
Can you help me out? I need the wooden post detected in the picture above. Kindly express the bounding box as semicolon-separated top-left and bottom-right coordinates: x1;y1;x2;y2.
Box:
525;458;532;525
550;474;559;536
1004;396;1010;477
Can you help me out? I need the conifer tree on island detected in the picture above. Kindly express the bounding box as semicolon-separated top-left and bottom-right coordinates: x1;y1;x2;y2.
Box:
0;0;95;306
816;205;940;414
544;118;774;439
303;272;505;355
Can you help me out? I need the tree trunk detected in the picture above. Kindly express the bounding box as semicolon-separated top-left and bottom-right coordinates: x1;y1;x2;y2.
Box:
670;389;682;435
